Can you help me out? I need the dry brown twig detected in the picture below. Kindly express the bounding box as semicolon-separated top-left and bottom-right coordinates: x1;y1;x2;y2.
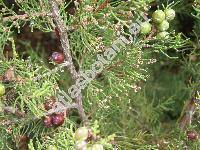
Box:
48;0;88;124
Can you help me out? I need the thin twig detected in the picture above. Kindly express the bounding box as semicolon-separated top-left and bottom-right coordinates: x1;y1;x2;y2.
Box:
48;0;88;124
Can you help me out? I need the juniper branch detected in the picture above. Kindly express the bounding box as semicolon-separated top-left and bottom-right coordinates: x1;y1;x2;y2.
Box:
48;0;88;124
1;103;78;125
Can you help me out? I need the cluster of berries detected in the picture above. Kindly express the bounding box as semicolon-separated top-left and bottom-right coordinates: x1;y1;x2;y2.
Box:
74;127;104;150
43;113;65;127
140;8;176;39
43;97;65;127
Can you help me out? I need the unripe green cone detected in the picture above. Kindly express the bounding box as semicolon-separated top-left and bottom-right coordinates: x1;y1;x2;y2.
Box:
47;145;58;150
140;22;152;35
74;127;89;141
91;144;104;150
157;20;169;31
157;31;169;39
75;141;87;150
152;10;165;23
0;84;5;96
164;8;175;21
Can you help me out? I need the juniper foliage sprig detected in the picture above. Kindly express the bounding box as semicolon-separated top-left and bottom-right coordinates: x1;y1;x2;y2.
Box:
0;0;199;149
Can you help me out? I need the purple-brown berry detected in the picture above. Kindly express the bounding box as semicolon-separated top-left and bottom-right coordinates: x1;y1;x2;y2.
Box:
43;116;53;128
51;52;65;64
52;113;65;126
187;130;198;140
